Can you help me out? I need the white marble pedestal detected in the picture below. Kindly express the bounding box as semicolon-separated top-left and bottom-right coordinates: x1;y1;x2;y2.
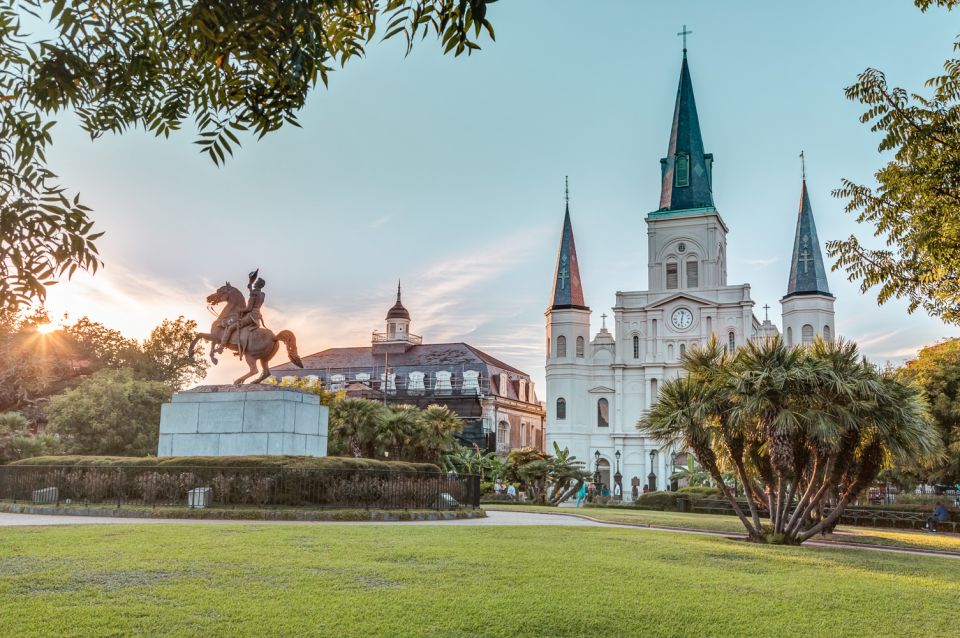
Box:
157;385;328;457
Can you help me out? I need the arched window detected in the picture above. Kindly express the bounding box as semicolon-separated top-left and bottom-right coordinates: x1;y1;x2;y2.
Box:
675;153;690;187
557;335;567;358
556;398;566;420
666;262;679;289
576;336;584;358
802;324;814;346
633;335;640;359
728;331;735;352
667;344;674;360
686;258;698;288
679;344;686;358
497;421;510;453
706;316;712;335
823;325;831;342
650;378;659;406
597;398;609;427
787;326;793;346
652;319;658;340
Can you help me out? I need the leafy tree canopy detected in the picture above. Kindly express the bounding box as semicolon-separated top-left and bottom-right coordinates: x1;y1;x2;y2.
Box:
829;0;960;322
1;0;496;311
898;338;960;485
45;367;172;456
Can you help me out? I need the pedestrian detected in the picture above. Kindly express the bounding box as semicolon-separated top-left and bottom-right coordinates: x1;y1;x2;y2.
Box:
506;483;517;500
494;479;504;495
601;484;611;498
576;482;588;507
926;501;949;532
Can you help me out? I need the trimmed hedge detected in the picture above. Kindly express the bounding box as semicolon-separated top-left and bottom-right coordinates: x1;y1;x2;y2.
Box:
10;455;441;474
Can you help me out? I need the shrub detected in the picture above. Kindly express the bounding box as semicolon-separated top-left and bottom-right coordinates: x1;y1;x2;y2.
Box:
633;491;681;511
11;455;441;474
677;486;721;497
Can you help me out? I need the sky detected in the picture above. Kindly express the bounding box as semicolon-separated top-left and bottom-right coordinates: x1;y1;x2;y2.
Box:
38;0;960;388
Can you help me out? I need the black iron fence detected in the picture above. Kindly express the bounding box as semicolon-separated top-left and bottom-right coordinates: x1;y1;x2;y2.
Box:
0;466;481;511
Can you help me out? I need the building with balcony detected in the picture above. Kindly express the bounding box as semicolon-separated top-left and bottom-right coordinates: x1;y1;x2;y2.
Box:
272;283;546;453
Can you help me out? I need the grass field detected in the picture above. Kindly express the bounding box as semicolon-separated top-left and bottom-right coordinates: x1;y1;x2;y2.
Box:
486;504;960;553
1;523;958;637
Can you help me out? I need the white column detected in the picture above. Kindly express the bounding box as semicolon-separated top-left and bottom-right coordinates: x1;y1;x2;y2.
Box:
658;452;667;491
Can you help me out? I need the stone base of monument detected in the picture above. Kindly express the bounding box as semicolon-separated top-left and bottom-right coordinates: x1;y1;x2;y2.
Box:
158;385;328;457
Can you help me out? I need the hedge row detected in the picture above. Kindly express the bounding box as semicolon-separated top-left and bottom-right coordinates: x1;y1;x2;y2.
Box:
10;455;441;474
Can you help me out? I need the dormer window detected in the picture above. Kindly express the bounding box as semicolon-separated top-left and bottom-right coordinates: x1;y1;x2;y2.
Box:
675;153;690;187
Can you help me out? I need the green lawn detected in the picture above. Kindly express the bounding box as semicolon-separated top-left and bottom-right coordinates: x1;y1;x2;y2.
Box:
1;524;958;637
485;504;960;554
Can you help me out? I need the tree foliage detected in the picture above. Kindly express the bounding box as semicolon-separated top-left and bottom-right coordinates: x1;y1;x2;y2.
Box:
501;442;589;506
0;410;61;464
328;397;462;462
897;338;960;485
638;336;941;544
0;0;496;311
45;367;173;456
828;0;960;322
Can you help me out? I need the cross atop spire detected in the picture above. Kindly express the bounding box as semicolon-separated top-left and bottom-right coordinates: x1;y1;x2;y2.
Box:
800;150;806;182
677;24;692;55
565;175;569;210
763;304;770;321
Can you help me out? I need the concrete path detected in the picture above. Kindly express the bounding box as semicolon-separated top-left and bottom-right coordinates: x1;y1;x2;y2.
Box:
0;510;621;528
2;509;958;560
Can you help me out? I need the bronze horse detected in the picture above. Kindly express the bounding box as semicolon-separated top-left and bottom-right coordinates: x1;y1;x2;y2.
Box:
189;282;303;384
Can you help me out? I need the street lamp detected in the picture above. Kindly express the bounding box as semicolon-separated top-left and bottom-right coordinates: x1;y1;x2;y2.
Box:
593;450;602;488
614;450;623;501
648;449;658;492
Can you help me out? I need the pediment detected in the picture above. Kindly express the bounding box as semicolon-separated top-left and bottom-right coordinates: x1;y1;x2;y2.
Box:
644;292;715;310
588;385;615;394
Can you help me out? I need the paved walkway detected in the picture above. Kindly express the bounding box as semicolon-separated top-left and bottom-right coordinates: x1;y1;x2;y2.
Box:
2;509;957;560
0;510;620;528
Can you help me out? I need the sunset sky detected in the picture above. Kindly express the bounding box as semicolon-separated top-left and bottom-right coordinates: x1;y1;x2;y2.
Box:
39;0;960;387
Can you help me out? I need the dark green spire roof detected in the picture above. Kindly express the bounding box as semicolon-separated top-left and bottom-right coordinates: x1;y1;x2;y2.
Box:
550;182;588;311
658;53;715;213
784;179;832;299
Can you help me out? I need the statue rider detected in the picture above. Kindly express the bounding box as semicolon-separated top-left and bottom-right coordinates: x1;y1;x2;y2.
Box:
219;269;266;355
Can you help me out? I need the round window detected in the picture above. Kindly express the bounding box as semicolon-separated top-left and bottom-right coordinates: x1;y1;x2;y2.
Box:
678;242;686;253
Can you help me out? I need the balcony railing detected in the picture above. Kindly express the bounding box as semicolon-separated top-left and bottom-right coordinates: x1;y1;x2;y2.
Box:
371;331;423;345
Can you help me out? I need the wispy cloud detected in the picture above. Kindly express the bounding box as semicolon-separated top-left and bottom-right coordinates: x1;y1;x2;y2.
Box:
744;257;779;266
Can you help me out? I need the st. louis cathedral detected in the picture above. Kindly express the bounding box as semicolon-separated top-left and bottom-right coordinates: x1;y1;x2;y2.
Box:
544;48;836;495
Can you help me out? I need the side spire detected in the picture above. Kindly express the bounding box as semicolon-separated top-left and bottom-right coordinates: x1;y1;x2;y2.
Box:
658;48;715;213
550;178;588;311
784;175;832;298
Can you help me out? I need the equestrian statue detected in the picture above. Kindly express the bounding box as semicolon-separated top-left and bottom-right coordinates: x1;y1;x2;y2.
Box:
189;269;304;384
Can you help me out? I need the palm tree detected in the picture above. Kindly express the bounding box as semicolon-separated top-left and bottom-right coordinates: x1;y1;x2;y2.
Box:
639;336;942;544
329;398;383;458
417;404;463;463
373;404;421;459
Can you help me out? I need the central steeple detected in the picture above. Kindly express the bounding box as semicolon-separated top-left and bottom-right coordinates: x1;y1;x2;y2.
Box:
658;50;715;213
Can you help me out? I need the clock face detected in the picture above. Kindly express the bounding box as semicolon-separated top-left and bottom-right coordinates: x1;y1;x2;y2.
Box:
671;308;693;330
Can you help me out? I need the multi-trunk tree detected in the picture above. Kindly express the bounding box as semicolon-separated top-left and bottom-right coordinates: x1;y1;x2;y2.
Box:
639;337;941;544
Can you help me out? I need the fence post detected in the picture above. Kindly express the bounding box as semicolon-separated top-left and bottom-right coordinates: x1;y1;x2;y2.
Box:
471;474;481;508
117;467;123;509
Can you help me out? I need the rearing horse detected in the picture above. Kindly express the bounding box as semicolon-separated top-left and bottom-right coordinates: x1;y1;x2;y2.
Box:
189;282;303;384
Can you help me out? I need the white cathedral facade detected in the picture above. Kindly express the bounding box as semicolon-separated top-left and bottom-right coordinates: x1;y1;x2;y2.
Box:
544;49;836;496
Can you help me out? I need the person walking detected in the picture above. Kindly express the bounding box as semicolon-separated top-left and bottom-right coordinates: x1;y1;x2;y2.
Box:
576;482;588;507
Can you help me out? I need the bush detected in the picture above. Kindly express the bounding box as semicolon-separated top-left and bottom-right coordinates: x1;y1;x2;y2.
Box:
633;491;682;511
480;481;494;495
892;493;953;507
677;486;721;497
10;454;441;474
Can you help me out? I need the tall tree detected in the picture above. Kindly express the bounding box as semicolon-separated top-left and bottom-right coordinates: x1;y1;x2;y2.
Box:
136;316;208;390
639;337;941;544
0;0;496;311
898;338;960;485
329;397;384;458
828;0;960;322
45;368;172;456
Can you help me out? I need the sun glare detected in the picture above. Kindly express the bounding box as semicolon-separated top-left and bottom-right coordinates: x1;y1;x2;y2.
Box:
36;323;59;335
